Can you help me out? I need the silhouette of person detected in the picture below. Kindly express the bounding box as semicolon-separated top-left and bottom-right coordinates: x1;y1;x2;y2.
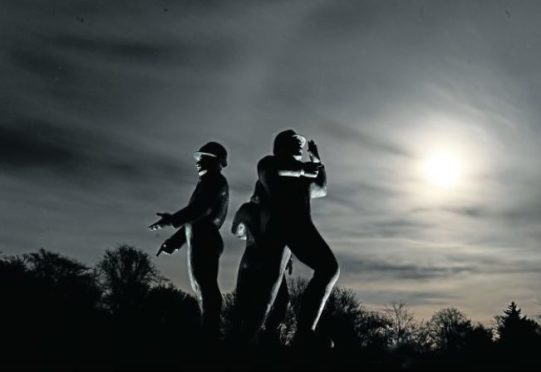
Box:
231;180;292;345
149;141;229;342
257;129;339;345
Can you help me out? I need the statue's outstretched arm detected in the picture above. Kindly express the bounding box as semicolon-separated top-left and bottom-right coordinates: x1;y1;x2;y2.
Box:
258;156;320;180
170;181;221;228
277;161;321;178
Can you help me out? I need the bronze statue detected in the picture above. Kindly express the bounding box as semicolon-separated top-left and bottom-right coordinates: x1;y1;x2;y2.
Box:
231;180;292;345
149;141;229;342
257;129;339;346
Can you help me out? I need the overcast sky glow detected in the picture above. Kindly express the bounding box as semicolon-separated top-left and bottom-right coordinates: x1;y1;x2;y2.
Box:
2;0;541;322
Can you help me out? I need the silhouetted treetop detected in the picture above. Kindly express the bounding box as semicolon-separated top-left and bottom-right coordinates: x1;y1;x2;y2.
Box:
96;245;160;315
496;301;540;347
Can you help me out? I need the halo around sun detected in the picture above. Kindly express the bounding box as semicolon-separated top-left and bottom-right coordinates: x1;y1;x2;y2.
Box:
421;151;461;189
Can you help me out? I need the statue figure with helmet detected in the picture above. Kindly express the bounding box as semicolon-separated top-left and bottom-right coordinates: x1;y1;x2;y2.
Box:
149;141;229;343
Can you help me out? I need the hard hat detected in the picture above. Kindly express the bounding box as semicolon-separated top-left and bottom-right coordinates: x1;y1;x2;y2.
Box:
193;141;228;167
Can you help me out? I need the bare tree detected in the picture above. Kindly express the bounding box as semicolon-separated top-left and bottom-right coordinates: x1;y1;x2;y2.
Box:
383;302;416;348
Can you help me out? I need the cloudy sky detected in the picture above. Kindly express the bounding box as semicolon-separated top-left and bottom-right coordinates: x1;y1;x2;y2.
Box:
2;0;541;322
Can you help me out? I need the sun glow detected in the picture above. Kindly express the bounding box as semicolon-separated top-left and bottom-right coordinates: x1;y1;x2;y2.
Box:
422;151;461;189
402;115;491;202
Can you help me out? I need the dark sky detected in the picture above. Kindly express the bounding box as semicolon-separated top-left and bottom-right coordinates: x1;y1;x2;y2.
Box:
2;0;541;322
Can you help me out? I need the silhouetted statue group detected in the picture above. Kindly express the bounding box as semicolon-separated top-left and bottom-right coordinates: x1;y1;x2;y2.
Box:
149;129;339;348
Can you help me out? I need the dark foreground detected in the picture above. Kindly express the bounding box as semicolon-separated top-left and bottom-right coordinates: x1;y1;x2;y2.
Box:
3;341;541;371
2;247;540;371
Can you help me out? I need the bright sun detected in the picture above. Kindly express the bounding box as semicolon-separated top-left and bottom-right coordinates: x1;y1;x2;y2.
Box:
422;151;461;189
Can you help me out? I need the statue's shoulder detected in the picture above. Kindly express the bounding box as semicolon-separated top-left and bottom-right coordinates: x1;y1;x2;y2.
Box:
200;172;228;193
234;201;260;224
257;155;275;171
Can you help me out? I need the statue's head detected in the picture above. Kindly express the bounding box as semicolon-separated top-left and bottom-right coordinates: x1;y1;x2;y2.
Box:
273;129;306;160
193;141;228;175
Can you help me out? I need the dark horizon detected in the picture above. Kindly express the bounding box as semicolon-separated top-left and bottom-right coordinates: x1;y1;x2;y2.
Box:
2;0;541;323
2;245;540;370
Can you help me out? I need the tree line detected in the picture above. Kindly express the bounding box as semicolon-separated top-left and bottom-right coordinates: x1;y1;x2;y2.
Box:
1;245;540;370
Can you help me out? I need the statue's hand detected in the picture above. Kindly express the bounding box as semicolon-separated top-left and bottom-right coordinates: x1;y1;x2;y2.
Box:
234;223;247;240
149;212;173;231
157;241;175;256
307;140;321;162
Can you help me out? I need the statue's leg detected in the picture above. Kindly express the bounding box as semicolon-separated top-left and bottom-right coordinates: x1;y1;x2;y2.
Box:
259;245;290;325
234;247;267;343
262;273;290;343
236;245;288;344
188;228;223;342
285;221;339;336
231;253;248;338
